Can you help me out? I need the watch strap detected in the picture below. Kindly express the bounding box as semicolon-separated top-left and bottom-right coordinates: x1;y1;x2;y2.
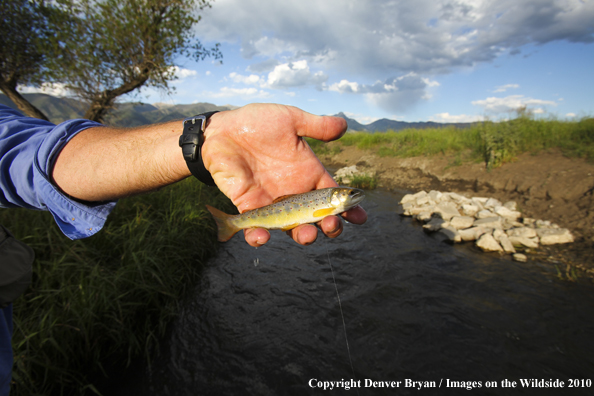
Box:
179;111;218;186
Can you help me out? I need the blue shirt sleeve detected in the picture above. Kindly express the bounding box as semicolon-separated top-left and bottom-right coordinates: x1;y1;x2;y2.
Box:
0;104;117;240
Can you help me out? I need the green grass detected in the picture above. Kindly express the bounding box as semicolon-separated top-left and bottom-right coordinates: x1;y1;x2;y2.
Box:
1;178;234;395
310;115;594;169
349;174;378;189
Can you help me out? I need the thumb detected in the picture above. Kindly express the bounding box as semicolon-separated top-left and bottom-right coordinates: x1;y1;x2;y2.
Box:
293;108;348;142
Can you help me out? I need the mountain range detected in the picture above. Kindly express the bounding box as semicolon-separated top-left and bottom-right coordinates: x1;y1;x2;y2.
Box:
1;93;475;131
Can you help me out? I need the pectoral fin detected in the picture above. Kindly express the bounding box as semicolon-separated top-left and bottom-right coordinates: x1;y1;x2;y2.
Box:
313;208;335;218
281;224;300;231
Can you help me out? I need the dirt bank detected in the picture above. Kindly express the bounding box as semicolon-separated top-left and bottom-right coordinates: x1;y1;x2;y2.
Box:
321;144;594;277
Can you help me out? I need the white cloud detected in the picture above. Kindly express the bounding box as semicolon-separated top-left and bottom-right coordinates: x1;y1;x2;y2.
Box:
329;74;439;112
193;0;594;115
207;87;271;99
566;113;577;117
493;84;519;93
197;0;594;76
430;112;485;123
18;83;70;97
227;60;328;91
171;66;197;79
329;80;360;93
229;72;261;85
472;95;557;113
266;60;327;89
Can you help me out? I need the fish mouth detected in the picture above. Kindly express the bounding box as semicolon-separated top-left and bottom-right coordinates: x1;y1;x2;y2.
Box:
347;188;366;206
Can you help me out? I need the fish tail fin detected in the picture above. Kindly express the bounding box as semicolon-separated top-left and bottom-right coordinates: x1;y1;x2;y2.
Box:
206;205;241;242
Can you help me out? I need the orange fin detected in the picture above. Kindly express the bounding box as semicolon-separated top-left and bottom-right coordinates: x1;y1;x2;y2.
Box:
206;205;241;242
272;194;296;204
313;207;335;218
281;224;300;232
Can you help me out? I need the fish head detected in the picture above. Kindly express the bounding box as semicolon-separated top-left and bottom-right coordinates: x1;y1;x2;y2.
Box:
330;187;365;211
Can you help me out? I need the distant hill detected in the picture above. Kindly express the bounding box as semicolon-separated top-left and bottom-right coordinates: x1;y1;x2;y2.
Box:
0;94;234;126
1;93;475;131
333;112;477;132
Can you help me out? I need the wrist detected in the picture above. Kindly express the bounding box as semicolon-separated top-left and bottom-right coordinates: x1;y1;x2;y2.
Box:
179;111;220;186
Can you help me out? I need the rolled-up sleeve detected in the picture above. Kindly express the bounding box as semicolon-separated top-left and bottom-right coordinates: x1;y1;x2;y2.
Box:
0;105;117;240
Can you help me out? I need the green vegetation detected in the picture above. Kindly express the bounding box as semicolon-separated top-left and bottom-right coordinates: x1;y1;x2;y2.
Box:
334;174;378;190
1;0;221;122
348;174;378;190
305;137;342;156
316;114;594;170
1;178;234;395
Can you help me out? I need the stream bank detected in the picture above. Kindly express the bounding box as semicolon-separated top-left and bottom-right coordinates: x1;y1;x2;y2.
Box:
321;145;594;277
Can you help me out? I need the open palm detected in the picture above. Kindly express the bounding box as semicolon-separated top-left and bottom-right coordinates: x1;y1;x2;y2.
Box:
202;104;367;246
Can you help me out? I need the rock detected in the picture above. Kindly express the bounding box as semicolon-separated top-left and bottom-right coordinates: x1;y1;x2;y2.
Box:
459;226;488;242
407;206;435;216
446;192;468;204
535;219;552;228
414;211;434;222
509;236;539;249
494;231;516;254
476;233;503;252
428;190;443;203
523;218;537;227
461;203;480;217
473;217;503;229
476;209;495;219
484;197;502;209
434;201;460;221
334;165;360;184
400;189;574;257
402;201;414;210
502;218;524;230
423;217;447;232
400;194;415;205
439;225;462;243
504;201;518;211
493;205;522;220
450;216;475;230
512;253;528;262
472;197;489;205
416;196;430;206
506;227;538;238
537;228;575;245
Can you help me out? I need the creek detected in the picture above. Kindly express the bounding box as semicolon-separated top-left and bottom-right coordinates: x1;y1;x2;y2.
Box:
109;188;594;395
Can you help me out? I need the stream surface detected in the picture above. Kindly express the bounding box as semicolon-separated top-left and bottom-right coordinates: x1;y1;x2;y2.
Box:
110;189;594;395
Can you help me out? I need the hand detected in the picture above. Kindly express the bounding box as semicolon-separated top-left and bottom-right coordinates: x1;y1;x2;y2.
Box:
202;103;367;247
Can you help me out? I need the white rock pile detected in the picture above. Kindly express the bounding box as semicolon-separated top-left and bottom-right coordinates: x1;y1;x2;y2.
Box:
400;190;575;262
334;165;374;185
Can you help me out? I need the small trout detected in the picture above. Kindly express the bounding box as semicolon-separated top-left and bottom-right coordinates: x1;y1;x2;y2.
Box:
206;187;365;242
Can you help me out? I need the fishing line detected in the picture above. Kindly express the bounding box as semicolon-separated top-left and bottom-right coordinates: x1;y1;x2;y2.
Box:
327;247;359;394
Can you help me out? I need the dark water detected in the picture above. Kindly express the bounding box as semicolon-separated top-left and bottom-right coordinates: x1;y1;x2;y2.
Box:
111;189;594;395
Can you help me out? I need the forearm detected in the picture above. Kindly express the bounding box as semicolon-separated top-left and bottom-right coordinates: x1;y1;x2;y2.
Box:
52;120;191;201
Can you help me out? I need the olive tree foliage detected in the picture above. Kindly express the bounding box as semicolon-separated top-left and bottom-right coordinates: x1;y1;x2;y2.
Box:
0;0;55;120
51;0;222;122
1;0;222;122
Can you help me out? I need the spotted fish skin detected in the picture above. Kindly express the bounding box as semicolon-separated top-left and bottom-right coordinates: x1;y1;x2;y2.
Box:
206;187;365;242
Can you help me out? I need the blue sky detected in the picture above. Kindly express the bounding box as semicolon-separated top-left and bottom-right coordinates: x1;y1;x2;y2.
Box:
26;0;594;124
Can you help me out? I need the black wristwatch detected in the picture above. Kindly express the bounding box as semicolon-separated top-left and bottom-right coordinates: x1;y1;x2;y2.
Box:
179;111;218;186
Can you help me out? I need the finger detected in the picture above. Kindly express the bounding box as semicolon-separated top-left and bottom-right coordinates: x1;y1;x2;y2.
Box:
318;215;343;238
244;228;271;247
341;205;368;225
293;108;348;142
287;224;319;245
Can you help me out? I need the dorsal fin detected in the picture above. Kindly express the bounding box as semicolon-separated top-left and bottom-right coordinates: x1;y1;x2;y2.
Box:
272;194;296;204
